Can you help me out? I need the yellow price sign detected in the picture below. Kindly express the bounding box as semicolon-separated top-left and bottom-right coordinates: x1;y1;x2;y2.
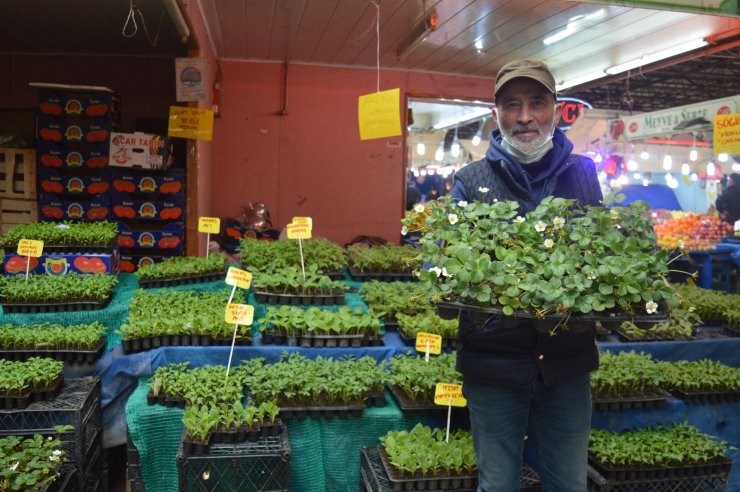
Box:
415;332;442;355
358;88;402;140
17;239;44;257
434;383;467;407
291;216;313;229
224;303;254;325
286;222;312;239
198;216;221;234
225;267;252;289
168;106;214;141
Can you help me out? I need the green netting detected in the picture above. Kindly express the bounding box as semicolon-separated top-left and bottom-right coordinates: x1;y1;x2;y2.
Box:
126;379;423;492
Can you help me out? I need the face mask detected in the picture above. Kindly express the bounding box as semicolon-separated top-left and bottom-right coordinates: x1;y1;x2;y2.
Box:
497;108;559;164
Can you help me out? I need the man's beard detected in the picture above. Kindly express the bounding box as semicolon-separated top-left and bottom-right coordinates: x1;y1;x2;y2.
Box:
498;117;555;154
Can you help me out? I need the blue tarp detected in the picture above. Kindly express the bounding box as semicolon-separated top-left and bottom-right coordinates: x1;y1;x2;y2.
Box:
617;184;682;210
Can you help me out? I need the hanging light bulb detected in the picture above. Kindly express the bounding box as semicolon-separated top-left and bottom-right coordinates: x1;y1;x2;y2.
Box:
690;172;698;181
718;153;728;162
435;141;444;162
689;148;698;161
472;119;483;146
662;154;673;170
627;157;638;171
451;128;460;157
633;172;641;180
640;148;649;160
707;161;716;176
681;163;690;175
667;177;679;189
412;168;419;177
420;169;427;176
642;178;649;187
416;141;426;156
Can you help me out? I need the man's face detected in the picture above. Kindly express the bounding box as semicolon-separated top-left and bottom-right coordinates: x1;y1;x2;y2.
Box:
494;78;560;152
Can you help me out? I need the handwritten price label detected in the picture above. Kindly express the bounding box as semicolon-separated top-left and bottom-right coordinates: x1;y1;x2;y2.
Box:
225;267;252;289
286;222;312;239
198;216;221;234
17;239;44;257
291;216;313;229
415;332;442;355
225;303;254;325
434;383;467;407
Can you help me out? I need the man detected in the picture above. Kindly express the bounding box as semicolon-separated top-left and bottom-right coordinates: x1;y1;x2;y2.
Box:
450;60;603;492
715;172;740;227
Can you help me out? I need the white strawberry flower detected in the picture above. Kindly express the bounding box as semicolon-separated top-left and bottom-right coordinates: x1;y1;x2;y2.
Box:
441;267;452;278
514;216;526;223
457;200;468;208
677;239;684;249
429;266;442;277
401;226;408;236
9;462;19;471
645;301;658;314
587;272;597;280
535;221;547;233
543;238;554;249
448;214;459;225
552;216;565;229
478;187;489;193
414;204;425;213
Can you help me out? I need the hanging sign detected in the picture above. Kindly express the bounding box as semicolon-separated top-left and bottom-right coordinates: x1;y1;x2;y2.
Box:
358;88;402;141
556;97;592;130
225;267;253;290
433;383;467;407
168;106;214;141
175;58;207;102
608;96;738;141
225;303;254;326
713;113;740;156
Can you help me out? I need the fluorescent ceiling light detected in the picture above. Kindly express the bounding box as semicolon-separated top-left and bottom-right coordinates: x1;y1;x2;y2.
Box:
433;107;491;130
474;39;483;50
163;0;190;43
543;9;605;46
555;70;606;91
605;38;707;75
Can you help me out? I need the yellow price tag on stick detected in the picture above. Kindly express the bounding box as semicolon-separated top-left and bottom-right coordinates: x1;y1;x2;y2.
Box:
434;383;467;407
286;222;312;239
415;332;442;355
225;303;254;325
291;216;313;229
225;267;252;289
17;239;44;257
198;217;221;234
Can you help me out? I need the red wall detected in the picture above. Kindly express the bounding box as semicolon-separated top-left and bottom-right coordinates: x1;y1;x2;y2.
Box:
213;61;493;245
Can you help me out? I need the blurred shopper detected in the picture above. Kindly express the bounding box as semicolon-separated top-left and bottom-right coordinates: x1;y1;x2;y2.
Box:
716;172;740;227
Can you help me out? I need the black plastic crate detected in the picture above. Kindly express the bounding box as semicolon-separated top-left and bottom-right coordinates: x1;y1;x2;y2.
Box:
586;464;729;492
0;377;102;491
360;447;540;492
127;429;146;492
176;424;291;491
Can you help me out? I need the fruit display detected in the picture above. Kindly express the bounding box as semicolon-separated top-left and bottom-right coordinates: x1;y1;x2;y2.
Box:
653;212;732;250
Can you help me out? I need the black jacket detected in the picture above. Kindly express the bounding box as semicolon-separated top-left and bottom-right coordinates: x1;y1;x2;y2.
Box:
450;128;603;387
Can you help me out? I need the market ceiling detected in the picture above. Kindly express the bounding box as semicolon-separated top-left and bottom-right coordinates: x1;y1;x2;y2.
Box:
1;1;739;113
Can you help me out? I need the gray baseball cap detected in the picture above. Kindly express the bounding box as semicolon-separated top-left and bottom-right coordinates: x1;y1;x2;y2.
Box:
494;59;557;100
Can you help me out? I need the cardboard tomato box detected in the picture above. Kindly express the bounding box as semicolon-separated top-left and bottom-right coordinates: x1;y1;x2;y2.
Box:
37;115;117;144
34;83;121;122
110;167;184;195
111;192;184;221
36;142;110;170
38;193;111;221
118;253;171;273
117;222;184;251
37;168;111;196
3;251;119;276
109;132;171;170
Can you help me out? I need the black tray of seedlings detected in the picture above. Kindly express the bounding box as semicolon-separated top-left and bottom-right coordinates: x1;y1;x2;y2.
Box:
613;328;693;343
8;243;117;255
722;325;740;337
260;329;381;348
382;319;398;332
378;445;478;492
138;270;227;288
360;447;541;492
587;454;734;481
209;419;285;445
275;402;366;420
122;334;252;354
0;337;106;363
1;295;112;314
386;384;467;420
324;270;346;280
0;375;64;410
435;301;667;332
693;326;729;340
365;390;387;408
592;388;672;411
146;389;187;408
397;327;457;350
348;267;417;282
667;387;740;404
253;289;345;306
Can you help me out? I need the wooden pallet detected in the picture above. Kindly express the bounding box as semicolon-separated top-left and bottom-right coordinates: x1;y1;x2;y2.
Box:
0;148;36;199
0;198;38;233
